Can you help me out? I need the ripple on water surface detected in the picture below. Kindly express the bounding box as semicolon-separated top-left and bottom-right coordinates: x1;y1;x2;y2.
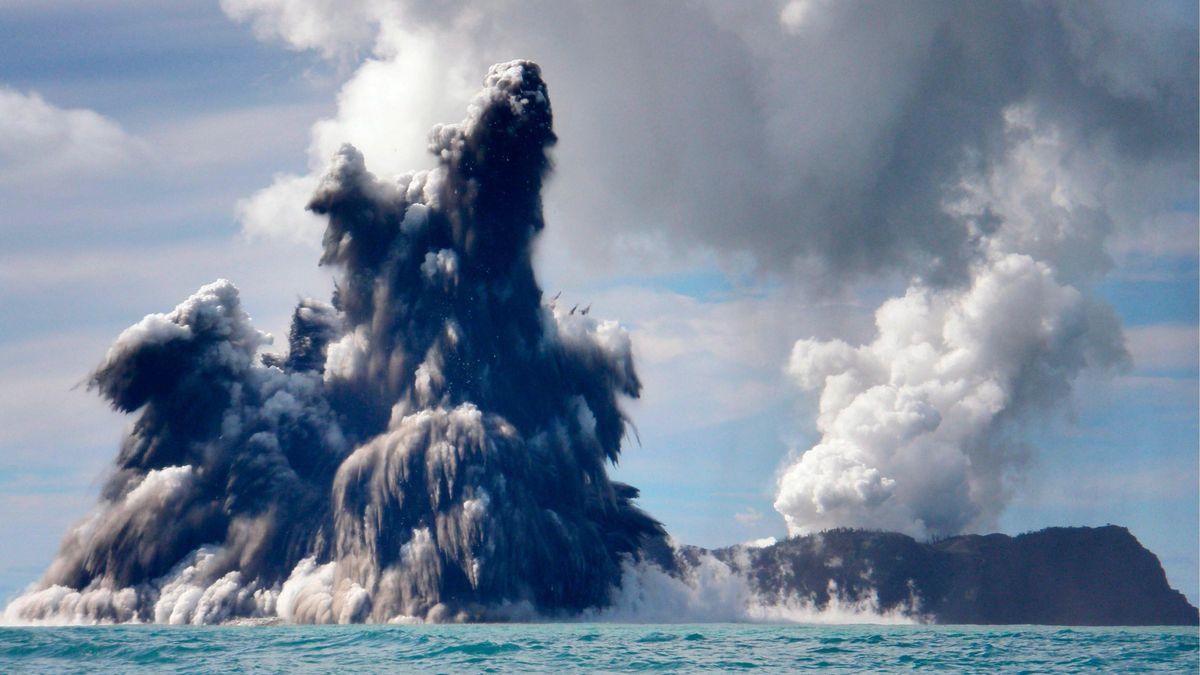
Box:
0;624;1196;673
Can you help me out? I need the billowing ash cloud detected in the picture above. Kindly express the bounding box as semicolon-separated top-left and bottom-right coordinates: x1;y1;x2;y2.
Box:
219;3;1194;548
227;1;1195;286
5;61;667;624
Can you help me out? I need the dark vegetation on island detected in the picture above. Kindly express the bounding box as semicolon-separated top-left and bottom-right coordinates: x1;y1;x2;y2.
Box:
682;525;1198;626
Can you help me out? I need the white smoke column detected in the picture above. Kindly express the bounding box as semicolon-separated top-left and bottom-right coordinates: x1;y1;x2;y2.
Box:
774;109;1128;539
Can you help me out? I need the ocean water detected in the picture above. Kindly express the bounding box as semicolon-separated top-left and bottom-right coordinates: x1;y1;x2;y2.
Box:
1;624;1196;673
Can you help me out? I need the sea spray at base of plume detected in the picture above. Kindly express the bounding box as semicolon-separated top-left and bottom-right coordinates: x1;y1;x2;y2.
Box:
2;548;921;626
585;546;921;625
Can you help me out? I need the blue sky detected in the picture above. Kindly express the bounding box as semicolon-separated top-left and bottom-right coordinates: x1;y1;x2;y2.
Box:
0;0;1196;606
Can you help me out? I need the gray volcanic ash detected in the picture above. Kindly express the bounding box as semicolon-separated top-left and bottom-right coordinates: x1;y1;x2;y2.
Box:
5;61;667;625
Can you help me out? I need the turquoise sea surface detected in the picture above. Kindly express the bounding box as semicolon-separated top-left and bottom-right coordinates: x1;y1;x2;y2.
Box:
1;624;1196;673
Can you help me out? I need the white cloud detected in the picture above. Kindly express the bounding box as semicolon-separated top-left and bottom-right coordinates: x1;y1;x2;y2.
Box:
743;536;777;549
779;0;826;33
1126;325;1199;373
0;87;141;183
145;103;324;171
237;173;326;246
219;0;1195;292
218;0;387;58
577;283;874;438
1110;210;1200;261
733;507;763;525
306;33;474;177
228;26;475;249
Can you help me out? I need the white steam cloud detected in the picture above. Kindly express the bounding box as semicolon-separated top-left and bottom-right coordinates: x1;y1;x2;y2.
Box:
774;109;1129;538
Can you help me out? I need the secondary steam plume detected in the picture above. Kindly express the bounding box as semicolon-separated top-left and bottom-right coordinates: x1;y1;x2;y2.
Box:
774;111;1128;539
5;61;666;624
774;251;1115;538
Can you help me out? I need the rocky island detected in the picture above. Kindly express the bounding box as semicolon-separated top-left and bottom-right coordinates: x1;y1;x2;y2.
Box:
687;525;1198;625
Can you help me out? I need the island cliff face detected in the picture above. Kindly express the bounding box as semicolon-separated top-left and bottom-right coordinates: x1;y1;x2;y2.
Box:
691;525;1198;626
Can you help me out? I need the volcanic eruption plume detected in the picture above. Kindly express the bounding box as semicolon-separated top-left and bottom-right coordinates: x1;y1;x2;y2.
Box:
5;61;667;624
